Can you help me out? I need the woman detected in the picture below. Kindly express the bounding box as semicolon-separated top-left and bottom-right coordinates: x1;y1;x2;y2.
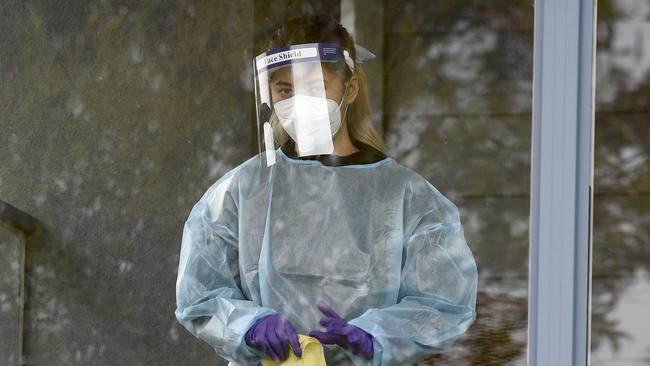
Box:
175;14;478;366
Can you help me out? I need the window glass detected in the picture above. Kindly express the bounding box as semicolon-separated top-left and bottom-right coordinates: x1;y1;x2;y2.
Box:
0;227;21;365
372;2;533;364
0;1;534;364
591;1;650;365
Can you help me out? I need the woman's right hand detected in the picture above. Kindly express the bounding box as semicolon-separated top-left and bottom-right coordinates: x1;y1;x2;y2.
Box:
245;313;303;361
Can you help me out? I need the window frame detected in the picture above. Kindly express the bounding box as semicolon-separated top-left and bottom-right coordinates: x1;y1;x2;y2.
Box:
528;0;596;365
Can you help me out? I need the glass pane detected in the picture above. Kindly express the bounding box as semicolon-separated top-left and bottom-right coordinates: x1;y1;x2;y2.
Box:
591;1;650;365
1;1;533;365
0;226;21;365
378;2;532;364
1;2;256;364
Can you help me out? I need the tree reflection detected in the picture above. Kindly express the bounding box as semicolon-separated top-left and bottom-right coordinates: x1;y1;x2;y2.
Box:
591;0;650;361
0;0;647;365
0;227;21;365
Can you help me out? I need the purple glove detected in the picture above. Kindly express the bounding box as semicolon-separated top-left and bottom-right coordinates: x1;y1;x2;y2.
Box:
245;313;302;361
309;300;374;359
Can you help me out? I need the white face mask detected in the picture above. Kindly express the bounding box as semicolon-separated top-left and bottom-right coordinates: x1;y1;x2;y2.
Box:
273;84;349;145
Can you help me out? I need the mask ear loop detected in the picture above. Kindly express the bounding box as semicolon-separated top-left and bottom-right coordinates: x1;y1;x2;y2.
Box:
340;81;350;120
334;49;355;137
338;81;350;109
332;81;351;138
341;48;355;121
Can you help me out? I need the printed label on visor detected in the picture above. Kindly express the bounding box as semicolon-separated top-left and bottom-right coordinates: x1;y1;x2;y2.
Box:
256;47;318;72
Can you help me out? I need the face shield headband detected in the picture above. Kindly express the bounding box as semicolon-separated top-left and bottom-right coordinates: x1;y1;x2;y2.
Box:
254;42;355;76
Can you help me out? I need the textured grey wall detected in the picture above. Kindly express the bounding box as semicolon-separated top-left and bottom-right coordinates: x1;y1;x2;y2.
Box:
1;1;254;364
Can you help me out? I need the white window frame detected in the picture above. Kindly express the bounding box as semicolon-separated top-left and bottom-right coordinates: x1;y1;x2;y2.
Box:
528;0;596;365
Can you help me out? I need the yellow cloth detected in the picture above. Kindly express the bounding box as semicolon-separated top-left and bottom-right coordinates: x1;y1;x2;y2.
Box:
261;335;326;366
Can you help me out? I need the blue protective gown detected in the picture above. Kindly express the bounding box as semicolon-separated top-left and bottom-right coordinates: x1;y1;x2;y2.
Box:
175;147;478;366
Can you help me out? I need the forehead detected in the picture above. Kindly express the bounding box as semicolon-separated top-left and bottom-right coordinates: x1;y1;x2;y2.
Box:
270;62;340;82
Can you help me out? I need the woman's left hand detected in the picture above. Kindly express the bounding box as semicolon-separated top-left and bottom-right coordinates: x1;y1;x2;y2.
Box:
309;300;374;359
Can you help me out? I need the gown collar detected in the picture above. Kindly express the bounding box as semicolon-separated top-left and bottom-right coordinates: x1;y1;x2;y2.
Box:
280;140;386;167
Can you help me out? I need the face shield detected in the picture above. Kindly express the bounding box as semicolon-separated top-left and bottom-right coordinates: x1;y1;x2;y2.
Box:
253;43;354;167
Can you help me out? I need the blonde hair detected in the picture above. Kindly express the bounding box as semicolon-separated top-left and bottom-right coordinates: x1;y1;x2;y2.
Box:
270;63;387;155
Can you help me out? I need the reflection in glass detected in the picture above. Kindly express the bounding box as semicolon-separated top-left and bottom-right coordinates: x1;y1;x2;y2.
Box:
0;227;21;365
375;1;533;364
1;0;534;364
591;0;650;365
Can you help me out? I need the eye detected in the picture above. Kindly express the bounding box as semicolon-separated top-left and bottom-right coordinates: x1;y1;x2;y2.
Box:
278;88;293;96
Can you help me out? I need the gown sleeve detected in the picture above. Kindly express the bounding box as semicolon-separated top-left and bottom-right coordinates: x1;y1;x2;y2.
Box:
174;169;277;365
345;178;478;366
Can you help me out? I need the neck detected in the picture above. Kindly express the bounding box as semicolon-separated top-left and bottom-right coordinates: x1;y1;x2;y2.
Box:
332;121;360;156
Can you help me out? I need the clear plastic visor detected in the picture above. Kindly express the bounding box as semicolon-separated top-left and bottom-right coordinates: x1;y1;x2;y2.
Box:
253;43;350;167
